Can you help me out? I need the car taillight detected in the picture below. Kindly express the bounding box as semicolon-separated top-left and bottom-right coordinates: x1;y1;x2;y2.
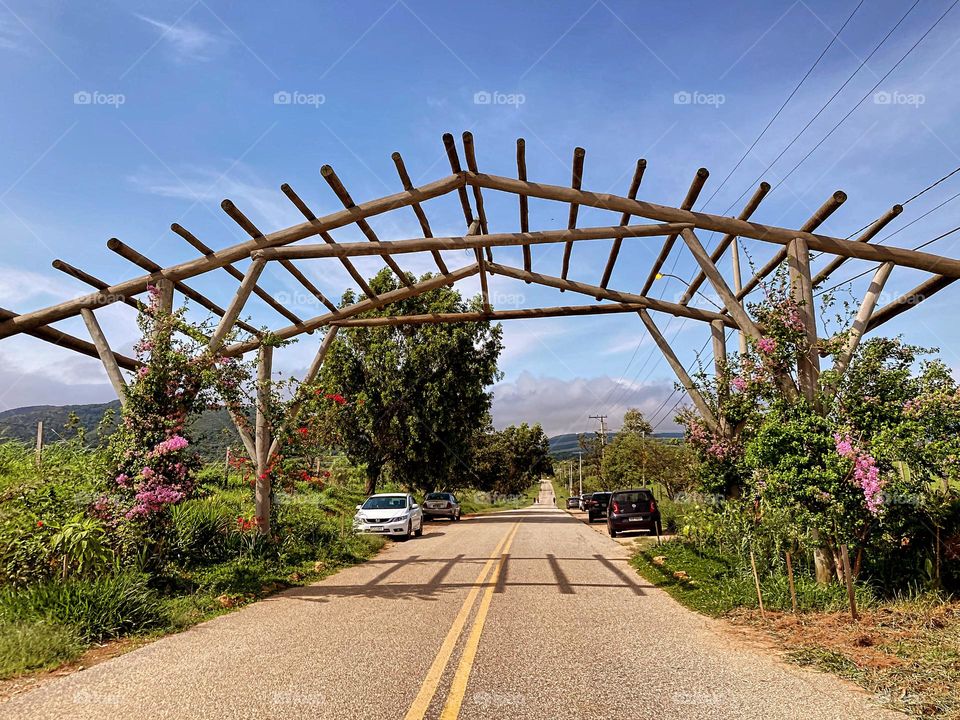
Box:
612;502;620;513
649;501;657;512
445;502;452;508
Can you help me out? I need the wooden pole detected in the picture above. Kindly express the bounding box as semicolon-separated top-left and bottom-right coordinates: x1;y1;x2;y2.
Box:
812;205;902;287
171;223;306;326
680;229;763;340
599;159;647;290
462;132;491;256
390;152;449;275
330;303;660;326
785;551;798;613
208;258;267;353
255;344;273;535
256;222;692;262
735;191;847;300
155;277;175;315
840;544;859;621
80;308;129;405
731;239;748;355
222;263;479;357
787;237;820;405
460;174;960;278
831;261;894;383
224;446;231;486
865;273;955;333
278;184;380;302
638;309;721;432
516;139;531;277
640;168;710;295
486;262;737;327
35;421;43;467
560;147;586;284
711;319;728;434
0;173;462;340
0;306;140;371
680;181;771;306
750;549;766;619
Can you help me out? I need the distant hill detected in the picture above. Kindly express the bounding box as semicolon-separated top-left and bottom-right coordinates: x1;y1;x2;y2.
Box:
0;402;241;460
548;431;684;459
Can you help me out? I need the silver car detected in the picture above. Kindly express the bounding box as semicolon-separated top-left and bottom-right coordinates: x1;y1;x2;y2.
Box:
353;493;423;539
422;492;462;521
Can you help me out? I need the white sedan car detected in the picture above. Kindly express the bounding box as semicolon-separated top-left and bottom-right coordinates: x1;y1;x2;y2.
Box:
353;493;423;539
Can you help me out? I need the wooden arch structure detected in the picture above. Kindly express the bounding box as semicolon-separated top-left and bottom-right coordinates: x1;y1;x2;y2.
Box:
3;131;958;531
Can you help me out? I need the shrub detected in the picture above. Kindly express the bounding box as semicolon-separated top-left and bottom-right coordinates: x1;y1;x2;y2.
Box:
168;498;236;565
0;622;85;677
0;572;167;641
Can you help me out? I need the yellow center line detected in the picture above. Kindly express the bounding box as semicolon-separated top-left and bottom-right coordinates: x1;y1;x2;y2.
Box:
439;522;521;720
403;521;520;720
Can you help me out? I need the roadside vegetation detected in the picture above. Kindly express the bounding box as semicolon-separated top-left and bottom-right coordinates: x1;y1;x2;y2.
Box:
577;272;960;718
0;272;551;682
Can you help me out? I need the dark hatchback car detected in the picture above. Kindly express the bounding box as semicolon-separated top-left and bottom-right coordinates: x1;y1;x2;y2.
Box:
607;489;661;537
422;492;461;521
586;492;611;523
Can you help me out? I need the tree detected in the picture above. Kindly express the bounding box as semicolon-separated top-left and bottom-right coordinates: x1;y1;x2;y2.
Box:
470;422;553;496
320;269;503;494
621;408;653;435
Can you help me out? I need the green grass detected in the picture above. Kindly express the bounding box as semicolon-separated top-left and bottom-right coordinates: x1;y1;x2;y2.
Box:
459;481;540;514
630;538;873;616
0;621;86;676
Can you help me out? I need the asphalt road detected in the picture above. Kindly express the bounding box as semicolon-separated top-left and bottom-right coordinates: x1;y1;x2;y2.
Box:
2;480;901;719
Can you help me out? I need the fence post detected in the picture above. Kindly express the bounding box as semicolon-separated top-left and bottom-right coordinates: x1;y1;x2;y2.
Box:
35;421;43;467
785;551;798;613
840;544;859;621
750;549;766;619
223;446;231;486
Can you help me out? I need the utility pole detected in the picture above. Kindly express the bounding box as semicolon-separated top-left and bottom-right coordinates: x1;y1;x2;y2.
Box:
589;414;608;485
577;452;583;496
567;459;572;496
641;430;647;487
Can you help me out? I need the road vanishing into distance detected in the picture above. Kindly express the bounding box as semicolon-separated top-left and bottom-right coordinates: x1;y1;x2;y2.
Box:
2;480;901;719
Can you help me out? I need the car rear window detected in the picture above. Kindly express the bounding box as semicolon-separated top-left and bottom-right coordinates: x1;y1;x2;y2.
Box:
425;493;448;500
594;493;611;500
612;491;653;504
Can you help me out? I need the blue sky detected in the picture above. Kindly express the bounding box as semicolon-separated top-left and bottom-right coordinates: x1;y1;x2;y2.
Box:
2;0;960;435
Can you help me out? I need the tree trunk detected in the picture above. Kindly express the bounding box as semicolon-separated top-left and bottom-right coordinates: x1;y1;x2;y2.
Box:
811;528;837;584
364;465;379;496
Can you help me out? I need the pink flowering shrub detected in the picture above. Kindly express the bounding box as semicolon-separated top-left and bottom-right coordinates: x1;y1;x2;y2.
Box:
834;432;884;515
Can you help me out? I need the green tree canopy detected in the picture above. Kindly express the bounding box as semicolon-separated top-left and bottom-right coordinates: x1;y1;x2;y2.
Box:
320;269;503;494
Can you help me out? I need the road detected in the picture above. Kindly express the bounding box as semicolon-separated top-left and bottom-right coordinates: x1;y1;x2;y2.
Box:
1;480;901;719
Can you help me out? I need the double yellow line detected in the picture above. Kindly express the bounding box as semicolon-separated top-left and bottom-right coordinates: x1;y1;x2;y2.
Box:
404;522;520;720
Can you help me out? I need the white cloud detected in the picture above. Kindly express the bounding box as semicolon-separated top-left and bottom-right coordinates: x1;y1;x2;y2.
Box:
0;17;26;52
135;15;229;63
0;266;75;305
491;371;682;436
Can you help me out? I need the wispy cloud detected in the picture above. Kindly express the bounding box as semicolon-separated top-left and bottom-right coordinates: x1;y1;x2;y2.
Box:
492;371;680;436
127;163;295;231
135;14;229;63
0;16;25;52
0;265;74;306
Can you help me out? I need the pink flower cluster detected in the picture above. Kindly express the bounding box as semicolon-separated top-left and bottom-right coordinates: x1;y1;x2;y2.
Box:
731;377;748;392
834;432;884;515
151;434;189;456
757;336;777;354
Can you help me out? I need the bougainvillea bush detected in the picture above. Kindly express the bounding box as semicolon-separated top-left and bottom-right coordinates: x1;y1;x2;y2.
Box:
677;270;960;592
97;286;249;560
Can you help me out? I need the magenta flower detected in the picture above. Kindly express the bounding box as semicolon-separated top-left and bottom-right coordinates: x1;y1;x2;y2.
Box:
757;337;777;354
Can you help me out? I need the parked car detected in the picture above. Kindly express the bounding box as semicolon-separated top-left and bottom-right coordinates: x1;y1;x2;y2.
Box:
607;489;661;538
587;491;611;523
422;492;461;521
578;494;591;511
565;496;580;509
353;493;423;539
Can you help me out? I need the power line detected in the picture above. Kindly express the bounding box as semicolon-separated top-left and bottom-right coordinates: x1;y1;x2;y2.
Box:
698;0;867;213
715;0;924;217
